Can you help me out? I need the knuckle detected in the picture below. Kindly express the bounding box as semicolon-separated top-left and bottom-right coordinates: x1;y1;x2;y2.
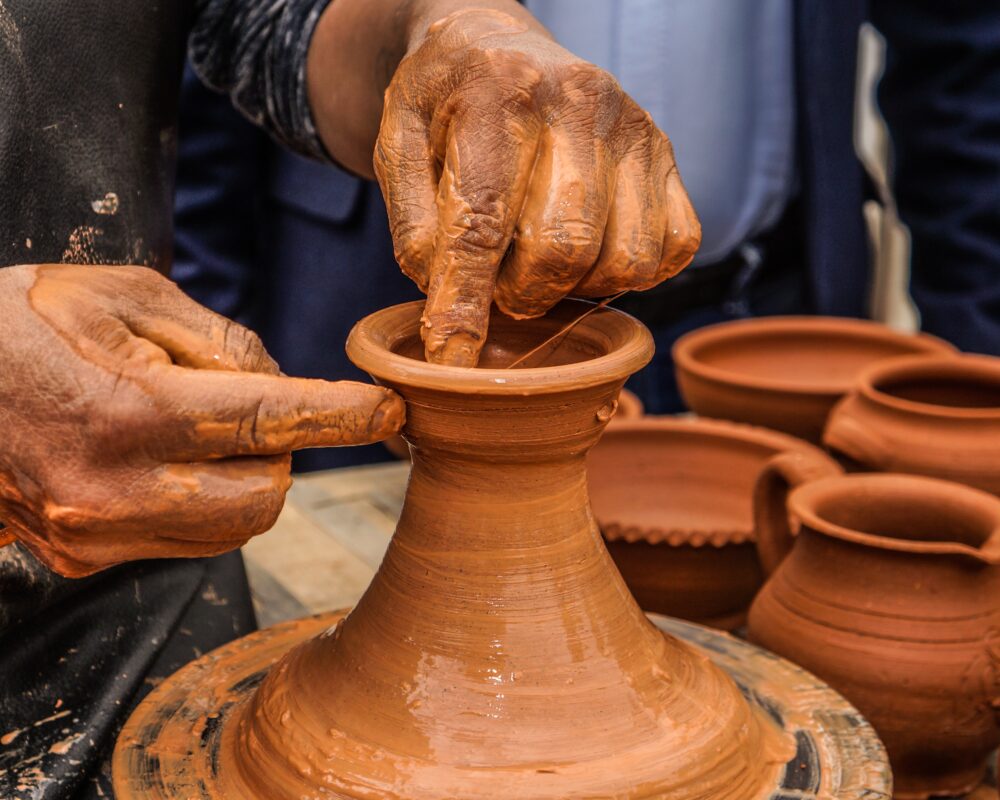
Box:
238;484;287;536
391;221;435;272
42;492;96;534
446;192;512;255
530;222;603;269
616;100;657;144
481;48;543;87
455;213;508;253
551;65;624;136
597;255;639;288
457;51;542;113
560;63;622;103
217;317;271;372
662;220;702;274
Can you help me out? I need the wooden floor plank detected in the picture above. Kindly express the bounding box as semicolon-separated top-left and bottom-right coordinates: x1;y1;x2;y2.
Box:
243;501;375;615
298;497;396;569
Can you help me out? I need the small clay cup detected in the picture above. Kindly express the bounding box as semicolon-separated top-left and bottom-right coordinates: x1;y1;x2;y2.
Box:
825;353;1000;495
748;472;1000;799
673;316;954;443
587;417;840;629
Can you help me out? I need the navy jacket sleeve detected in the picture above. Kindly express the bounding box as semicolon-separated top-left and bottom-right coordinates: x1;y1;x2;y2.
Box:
172;65;268;327
188;0;333;161
873;1;1000;354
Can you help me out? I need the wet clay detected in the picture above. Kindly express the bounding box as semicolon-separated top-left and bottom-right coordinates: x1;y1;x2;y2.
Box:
0;264;403;576
113;610;892;800
215;301;790;799
588;417;839;629
749;473;1000;799
825;353;1000;495
673;316;954;443
384;384;641;460
612;386;644;421
371;8;701;367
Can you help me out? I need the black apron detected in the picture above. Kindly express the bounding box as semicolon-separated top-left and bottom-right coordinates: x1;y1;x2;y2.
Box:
0;3;257;798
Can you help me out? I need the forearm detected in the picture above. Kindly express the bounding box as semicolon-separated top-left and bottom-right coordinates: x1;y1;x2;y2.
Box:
189;0;333;160
306;0;547;177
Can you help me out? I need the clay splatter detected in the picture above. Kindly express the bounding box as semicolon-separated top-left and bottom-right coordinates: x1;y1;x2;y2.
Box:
91;192;120;215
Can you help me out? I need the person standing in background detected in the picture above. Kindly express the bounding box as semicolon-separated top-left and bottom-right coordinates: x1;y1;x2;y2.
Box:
0;0;702;795
175;0;1000;472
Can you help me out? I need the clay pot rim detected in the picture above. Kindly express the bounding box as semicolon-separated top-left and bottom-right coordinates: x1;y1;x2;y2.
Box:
673;316;954;397
347;300;653;395
596;416;826;547
857;353;1000;420
789;473;1000;564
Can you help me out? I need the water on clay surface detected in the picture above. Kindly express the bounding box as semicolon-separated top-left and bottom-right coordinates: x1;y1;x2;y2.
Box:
875;375;1000;409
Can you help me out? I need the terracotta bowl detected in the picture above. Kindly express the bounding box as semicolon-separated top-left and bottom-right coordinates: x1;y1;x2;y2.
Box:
825;353;1000;495
673;316;954;442
587;416;839;629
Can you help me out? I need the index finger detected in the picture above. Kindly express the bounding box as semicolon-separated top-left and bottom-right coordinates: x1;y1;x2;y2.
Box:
137;367;405;459
421;95;541;366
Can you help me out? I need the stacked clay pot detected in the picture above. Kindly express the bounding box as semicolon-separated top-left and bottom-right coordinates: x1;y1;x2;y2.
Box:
673;316;954;443
748;471;1000;799
672;316;1000;796
587;416;839;629
825;353;1000;494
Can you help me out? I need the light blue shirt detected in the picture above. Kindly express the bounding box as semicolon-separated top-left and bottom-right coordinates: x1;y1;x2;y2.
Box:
525;0;796;264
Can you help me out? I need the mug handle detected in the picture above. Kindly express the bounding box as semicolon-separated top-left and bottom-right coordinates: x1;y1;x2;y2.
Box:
754;450;842;575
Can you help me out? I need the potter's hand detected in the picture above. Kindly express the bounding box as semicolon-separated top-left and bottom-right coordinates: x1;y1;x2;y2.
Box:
374;9;701;365
0;264;404;578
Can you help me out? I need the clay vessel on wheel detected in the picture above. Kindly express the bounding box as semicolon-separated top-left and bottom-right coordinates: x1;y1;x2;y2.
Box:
112;301;892;800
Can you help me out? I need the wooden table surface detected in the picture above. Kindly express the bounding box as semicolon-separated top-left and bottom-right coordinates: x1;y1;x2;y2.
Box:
241;462;410;627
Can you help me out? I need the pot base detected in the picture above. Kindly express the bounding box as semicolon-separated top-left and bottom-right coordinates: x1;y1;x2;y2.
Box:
112;610;890;800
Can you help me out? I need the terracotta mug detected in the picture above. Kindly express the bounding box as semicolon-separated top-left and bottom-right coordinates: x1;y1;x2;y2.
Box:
825;353;1000;495
748;472;1000;799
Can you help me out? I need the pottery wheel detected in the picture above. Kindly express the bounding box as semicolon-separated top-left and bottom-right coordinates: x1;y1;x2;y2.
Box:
112;610;890;799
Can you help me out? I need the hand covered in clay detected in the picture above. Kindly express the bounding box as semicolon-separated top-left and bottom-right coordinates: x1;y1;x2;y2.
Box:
0;264;404;577
375;8;701;365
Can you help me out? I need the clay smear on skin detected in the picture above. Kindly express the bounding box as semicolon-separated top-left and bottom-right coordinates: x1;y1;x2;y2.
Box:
212;302;791;799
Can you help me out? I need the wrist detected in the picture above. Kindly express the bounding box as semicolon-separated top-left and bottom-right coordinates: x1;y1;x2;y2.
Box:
403;2;549;54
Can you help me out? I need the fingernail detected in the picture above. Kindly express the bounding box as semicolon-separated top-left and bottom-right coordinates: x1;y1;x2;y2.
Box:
427;332;481;367
370;392;406;438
